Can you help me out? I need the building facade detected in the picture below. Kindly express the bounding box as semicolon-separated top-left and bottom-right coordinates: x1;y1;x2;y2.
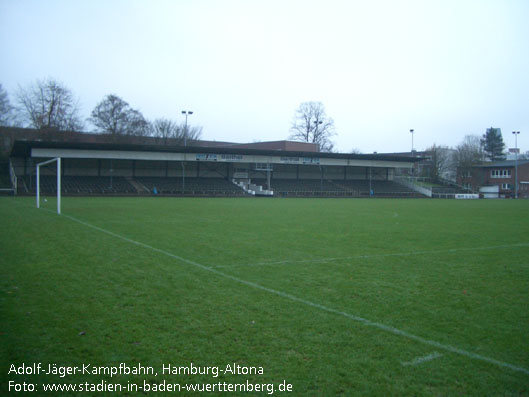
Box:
458;160;529;198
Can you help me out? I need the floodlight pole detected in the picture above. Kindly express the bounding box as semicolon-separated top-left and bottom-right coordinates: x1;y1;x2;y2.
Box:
181;110;193;147
512;131;520;199
181;161;185;194
410;129;415;177
314;119;322;132
57;158;61;214
36;164;40;208
369;167;372;196
267;163;271;191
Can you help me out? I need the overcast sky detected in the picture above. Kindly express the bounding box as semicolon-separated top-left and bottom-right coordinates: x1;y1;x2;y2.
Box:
1;0;528;153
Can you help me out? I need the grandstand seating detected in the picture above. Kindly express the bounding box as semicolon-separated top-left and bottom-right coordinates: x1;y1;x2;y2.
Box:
136;177;244;196
257;178;349;197
20;174;423;198
263;178;420;197
338;180;419;197
24;175;136;195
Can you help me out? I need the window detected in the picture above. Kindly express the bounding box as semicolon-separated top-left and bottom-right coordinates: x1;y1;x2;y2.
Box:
491;169;511;178
461;171;472;178
501;183;511;190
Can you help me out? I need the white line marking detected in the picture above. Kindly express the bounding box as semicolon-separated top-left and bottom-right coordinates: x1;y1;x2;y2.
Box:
215;243;529;269
28;207;529;376
402;352;443;366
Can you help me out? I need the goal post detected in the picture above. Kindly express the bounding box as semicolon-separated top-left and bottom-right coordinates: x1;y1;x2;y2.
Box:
36;157;61;215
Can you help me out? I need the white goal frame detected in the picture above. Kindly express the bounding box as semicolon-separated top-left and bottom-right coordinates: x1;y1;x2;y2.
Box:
36;157;61;215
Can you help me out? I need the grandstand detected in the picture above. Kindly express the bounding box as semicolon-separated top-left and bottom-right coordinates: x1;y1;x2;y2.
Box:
253;178;420;197
8;139;423;198
136;177;245;196
23;175;137;195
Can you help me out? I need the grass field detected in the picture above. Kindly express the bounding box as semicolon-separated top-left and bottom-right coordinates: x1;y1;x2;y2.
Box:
1;196;528;396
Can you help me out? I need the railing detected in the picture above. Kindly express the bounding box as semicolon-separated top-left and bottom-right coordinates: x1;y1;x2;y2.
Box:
437;177;475;194
394;177;432;197
395;176;478;198
274;190;422;198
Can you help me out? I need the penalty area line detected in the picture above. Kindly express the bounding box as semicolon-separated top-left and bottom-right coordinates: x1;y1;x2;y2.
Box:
401;352;443;367
59;212;529;376
218;242;529;269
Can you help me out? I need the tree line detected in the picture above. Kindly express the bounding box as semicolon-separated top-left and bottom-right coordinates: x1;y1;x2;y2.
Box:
1;79;525;176
289;101;528;185
1;79;336;151
0;78;202;143
419;127;529;184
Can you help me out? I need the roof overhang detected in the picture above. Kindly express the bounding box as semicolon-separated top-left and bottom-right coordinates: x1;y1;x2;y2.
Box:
11;140;421;169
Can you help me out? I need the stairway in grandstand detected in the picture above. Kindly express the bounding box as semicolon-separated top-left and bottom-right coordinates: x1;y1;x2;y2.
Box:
233;179;273;196
126;177;150;193
395;177;473;198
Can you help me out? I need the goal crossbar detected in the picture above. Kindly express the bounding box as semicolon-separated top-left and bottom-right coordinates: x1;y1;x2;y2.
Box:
36;157;61;215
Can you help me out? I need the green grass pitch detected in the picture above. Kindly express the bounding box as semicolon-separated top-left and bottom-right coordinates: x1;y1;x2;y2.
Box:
1;196;528;395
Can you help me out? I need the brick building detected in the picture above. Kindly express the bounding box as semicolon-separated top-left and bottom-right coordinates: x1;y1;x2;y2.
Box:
458;160;529;198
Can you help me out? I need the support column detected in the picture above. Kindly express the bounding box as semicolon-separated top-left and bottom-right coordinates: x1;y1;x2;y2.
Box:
57;158;61;215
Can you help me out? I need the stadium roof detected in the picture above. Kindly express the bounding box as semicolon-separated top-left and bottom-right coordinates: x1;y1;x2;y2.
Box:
476;160;529;168
10;140;422;163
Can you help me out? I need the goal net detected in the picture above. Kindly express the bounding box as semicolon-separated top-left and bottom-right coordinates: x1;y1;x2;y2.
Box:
36;157;61;215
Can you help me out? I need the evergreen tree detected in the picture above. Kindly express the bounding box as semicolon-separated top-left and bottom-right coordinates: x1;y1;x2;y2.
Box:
481;127;506;161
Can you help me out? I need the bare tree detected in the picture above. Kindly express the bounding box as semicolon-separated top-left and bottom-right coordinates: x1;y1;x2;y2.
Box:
89;94;149;138
454;135;484;182
423;144;452;182
290;101;336;152
151;118;179;143
16;78;83;131
178;123;202;144
0;84;15;126
151;118;202;145
126;109;150;137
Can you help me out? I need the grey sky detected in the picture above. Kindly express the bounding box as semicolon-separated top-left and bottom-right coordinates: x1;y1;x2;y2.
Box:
1;0;528;153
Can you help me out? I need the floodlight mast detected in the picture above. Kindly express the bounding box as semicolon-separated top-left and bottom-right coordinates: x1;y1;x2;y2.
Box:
181;110;193;147
36;157;61;215
512;131;520;199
